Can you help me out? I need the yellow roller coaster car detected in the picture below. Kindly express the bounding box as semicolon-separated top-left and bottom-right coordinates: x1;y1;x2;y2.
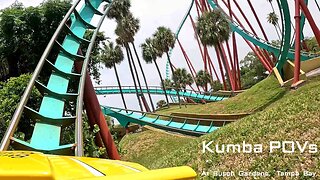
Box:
0;151;196;180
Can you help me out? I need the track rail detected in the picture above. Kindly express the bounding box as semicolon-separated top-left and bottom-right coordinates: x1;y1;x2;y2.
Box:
94;85;229;102
102;106;235;136
0;0;111;156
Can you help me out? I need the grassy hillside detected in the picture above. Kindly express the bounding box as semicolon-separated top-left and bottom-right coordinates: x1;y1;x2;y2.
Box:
120;76;320;178
152;76;320;178
119;130;193;168
157;75;286;115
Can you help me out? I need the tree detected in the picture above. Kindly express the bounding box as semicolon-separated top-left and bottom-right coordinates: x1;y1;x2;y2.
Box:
109;1;154;111
0;1;104;83
114;13;148;111
100;42;127;110
83;30;107;84
210;80;223;92
153;26;182;107
173;68;194;90
196;10;233;91
120;13;155;111
0;1;71;79
195;70;212;92
0;74;41;141
267;12;281;40
162;79;174;90
106;0;130;21
141;37;170;107
305;37;320;53
240;52;268;89
156;100;167;109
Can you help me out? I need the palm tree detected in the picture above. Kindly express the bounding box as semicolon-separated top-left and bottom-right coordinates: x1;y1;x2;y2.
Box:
196;10;233;91
100;42;127;110
106;0;130;20
141;37;170;107
116;35;143;111
195;70;212;92
115;12;154;112
173;68;194;90
210;80;223;92
266;0;282;40
266;0;275;12
153;26;182;107
162;79;174;90
267;12;281;40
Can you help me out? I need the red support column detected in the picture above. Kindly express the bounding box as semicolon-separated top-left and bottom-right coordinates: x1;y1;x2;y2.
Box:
75;61;120;160
177;39;200;91
215;47;228;90
298;0;320;45
189;15;206;66
294;0;301;84
220;44;236;91
141;96;150;112
233;33;241;89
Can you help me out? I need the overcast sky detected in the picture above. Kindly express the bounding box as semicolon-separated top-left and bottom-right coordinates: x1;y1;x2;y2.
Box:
1;0;319;111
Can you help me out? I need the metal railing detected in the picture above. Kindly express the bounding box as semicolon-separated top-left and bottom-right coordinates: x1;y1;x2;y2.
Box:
209;0;318;58
0;0;111;157
102;105;235;127
94;85;231;99
75;3;110;156
0;0;82;151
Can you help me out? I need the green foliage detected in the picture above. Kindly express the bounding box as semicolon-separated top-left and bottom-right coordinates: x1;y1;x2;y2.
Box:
305;37;320;53
195;70;212;91
0;1;105;83
267;12;279;26
161;79;173;90
157;76;286;115
119;130;192;168
106;0;131;21
0;0;71;79
240;52;268;89
210;80;223;92
150;76;320;178
156;100;167;109
153;26;175;53
83;118;106;158
172;68;194;90
115;12;140;44
83;30;108;84
196;10;230;46
141;38;160;63
0;74;41;140
100;42;124;68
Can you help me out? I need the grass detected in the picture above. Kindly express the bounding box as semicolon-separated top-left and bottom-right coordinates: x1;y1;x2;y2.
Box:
155;76;320;178
119;129;193;168
156;75;286;115
119;75;320;178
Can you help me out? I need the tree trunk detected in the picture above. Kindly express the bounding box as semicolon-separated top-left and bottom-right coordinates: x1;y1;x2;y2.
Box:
127;45;150;112
154;59;170;108
131;42;155;112
166;52;181;108
7;54;19;78
125;44;143;111
114;64;127;110
274;25;282;41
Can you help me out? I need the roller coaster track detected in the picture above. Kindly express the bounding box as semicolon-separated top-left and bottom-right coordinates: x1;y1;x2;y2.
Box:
207;0;319;71
167;0;319;78
0;0;111;156
101;106;235;136
94;86;228;102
